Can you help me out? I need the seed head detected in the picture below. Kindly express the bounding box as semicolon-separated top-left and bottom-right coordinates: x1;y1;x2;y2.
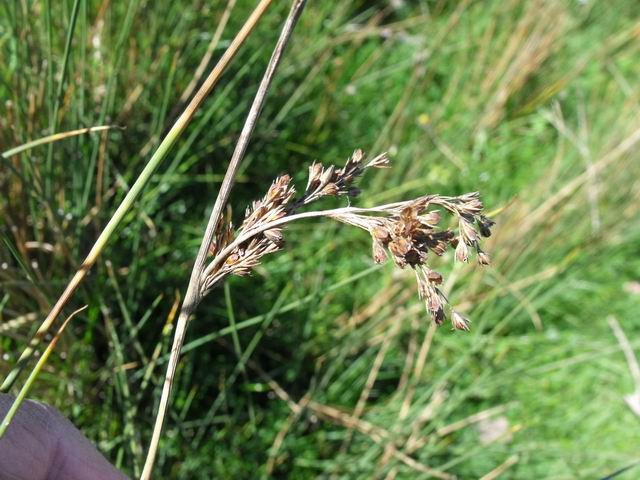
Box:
201;148;494;333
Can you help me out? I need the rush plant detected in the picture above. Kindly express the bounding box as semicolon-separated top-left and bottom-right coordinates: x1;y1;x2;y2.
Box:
140;2;493;477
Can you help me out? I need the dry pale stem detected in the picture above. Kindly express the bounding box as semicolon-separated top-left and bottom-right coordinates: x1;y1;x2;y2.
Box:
140;2;307;478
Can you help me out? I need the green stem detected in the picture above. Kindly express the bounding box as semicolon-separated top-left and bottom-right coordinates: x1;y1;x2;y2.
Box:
1;126;119;158
0;306;87;439
45;0;81;198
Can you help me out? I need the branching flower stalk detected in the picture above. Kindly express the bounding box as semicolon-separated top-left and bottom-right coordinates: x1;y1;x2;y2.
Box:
141;1;307;478
202;150;494;329
143;1;492;476
146;149;494;476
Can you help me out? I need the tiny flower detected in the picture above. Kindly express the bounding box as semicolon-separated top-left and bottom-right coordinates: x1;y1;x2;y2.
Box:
393;236;412;255
431;306;445;326
404;248;424;266
306;162;323;190
420;210;441;226
455;240;469;262
319;165;335;185
365;152;390;169
372;226;391;243
426;285;442;313
225;253;240;265
459;220;478;245
426;269;443;284
321;183;339;196
264;229;283;245
451;311;470;331
347;186;361;197
477;251;490;265
478;215;495;238
350;148;365;164
372;241;387;264
389;247;408;268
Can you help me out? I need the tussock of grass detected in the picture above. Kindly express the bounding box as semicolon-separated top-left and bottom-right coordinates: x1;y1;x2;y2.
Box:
1;0;640;478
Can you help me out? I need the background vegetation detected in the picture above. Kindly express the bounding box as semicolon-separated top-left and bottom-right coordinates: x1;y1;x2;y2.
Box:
1;0;640;478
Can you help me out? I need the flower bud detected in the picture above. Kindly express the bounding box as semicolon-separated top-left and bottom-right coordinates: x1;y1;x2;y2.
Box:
455;240;469;262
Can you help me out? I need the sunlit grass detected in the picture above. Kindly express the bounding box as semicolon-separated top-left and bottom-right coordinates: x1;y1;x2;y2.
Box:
1;0;639;478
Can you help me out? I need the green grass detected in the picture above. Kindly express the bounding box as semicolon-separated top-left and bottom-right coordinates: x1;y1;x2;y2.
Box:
2;0;640;478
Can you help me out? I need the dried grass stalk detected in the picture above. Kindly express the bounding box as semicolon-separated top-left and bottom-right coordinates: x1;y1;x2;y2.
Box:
141;2;307;478
142;3;492;476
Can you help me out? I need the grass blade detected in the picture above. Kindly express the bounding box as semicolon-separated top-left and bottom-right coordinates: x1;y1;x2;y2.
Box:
0;0;274;393
0;305;88;438
1;125;121;158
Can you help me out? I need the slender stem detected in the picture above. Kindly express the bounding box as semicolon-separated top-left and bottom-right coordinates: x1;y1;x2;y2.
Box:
178;0;238;104
1;125;120;158
45;0;81;198
0;306;87;438
140;2;307;478
0;0;273;393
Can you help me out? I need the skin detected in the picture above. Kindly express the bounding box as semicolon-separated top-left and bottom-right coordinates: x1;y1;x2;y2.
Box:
0;393;127;480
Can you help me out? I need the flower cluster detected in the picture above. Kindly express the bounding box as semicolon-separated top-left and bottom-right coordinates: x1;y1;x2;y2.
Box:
201;149;494;331
202;175;295;292
299;149;389;205
203;150;386;294
330;192;494;330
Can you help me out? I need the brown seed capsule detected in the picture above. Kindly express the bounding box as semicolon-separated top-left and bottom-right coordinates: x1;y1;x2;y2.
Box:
372;241;387;264
307;162;322;189
426;286;441;312
430;240;448;256
432;307;445;326
421;211;441;226
319;165;335;186
351;149;365;164
321;183;339;196
389;241;408;268
478;215;495;237
372;226;391;243
391;237;411;256
405;248;422;266
264;229;283;245
477;251;490;265
427;270;443;284
225;253;240;266
455;240;469;262
460;220;478;244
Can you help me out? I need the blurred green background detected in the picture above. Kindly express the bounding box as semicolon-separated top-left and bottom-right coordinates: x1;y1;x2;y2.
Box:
1;0;640;478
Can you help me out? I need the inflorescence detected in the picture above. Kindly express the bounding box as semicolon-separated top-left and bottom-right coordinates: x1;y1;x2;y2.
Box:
203;149;494;331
